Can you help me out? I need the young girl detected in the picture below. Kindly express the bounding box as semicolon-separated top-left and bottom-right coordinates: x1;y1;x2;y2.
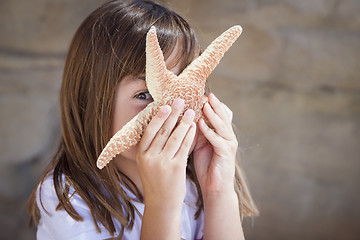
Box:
27;0;259;239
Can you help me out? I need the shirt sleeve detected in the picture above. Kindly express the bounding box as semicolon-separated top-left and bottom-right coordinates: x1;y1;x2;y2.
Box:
36;177;117;240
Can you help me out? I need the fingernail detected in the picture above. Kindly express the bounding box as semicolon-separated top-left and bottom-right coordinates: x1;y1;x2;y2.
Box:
173;98;184;109
183;109;195;120
159;105;171;115
210;93;218;101
204;102;211;110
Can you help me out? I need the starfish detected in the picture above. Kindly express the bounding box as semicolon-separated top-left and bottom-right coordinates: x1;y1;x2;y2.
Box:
97;25;242;169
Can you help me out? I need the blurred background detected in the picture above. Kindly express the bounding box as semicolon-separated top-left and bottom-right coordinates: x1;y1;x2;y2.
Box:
0;0;359;239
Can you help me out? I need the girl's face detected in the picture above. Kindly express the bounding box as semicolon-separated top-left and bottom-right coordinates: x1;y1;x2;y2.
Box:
111;44;198;165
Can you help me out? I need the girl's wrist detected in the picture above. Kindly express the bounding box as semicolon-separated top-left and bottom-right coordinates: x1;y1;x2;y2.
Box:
199;179;236;198
202;187;238;204
142;197;183;239
144;196;184;211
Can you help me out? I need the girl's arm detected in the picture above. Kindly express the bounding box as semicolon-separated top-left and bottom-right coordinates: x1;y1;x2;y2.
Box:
194;93;245;240
136;99;196;240
202;190;244;240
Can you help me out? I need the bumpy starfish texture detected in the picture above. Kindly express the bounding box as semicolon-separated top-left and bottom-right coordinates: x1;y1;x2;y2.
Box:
97;25;242;169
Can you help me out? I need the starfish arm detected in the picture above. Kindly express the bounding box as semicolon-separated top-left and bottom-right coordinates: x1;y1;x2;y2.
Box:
145;26;170;101
179;25;242;86
97;101;162;169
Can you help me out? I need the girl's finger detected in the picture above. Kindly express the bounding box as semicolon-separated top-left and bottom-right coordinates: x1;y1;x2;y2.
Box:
162;109;195;158
197;118;221;148
220;102;233;123
150;98;184;153
203;103;234;141
173;121;197;162
139;105;171;151
208;93;232;124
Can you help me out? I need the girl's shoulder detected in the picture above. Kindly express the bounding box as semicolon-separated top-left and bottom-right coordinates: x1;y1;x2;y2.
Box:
37;173;93;216
36;174;118;239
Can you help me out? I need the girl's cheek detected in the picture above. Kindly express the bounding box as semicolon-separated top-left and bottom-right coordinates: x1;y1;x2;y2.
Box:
135;100;153;111
118;145;138;162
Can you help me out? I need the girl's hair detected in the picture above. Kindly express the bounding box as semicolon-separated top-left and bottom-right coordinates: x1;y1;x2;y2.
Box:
27;0;258;237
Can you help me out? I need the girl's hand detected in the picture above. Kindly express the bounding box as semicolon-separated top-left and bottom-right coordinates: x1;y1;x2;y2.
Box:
136;98;196;207
193;93;238;198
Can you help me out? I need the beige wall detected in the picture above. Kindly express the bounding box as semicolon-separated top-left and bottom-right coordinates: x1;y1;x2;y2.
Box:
0;0;359;239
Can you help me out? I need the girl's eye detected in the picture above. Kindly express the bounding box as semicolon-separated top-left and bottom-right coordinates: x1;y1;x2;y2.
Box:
135;91;153;101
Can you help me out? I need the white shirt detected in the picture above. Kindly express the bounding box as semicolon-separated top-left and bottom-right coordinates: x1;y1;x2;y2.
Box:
36;175;204;239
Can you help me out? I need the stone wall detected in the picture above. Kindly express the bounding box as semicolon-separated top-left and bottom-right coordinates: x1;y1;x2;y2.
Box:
0;0;359;239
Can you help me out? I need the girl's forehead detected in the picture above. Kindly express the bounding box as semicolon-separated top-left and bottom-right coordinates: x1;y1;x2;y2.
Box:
164;40;185;76
121;75;145;85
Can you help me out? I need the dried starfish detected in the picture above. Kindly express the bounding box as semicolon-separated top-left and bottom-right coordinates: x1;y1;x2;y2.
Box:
97;25;242;169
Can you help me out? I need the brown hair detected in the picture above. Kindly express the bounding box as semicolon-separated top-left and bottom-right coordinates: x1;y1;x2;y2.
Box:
27;0;258;237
